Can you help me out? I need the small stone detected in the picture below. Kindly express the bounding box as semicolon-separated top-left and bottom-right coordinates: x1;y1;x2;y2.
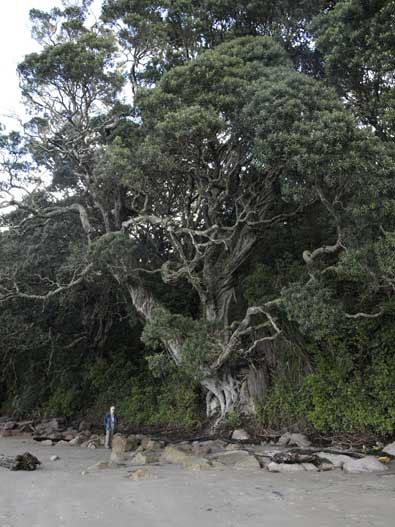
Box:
50;455;60;461
231;429;250;441
378;456;391;464
130;468;149;480
40;439;53;446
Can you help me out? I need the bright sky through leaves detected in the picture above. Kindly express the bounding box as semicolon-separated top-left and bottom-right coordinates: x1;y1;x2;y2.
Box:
0;0;101;128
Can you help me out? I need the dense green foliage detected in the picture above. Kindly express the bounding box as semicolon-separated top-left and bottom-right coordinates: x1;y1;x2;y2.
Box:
1;0;395;435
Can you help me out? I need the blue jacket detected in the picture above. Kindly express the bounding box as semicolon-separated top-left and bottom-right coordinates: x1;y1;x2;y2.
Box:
104;412;118;432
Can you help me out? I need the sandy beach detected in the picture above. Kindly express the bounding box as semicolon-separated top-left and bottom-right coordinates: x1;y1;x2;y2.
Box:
1;436;394;527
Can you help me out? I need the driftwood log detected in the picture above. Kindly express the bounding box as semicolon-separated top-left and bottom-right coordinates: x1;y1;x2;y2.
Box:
0;452;41;471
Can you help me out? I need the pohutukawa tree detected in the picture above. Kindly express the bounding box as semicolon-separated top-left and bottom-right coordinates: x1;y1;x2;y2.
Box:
0;2;391;421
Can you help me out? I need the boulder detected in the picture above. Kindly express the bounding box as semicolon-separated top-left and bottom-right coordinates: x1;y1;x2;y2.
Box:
225;443;242;451
320;462;336;471
161;446;189;464
174;442;193;453
231;429;250;441
141;438;164;451
383;441;395;457
289;433;311;448
234;456;261;470
277;432;311;448
56;440;69;447
40;439;53;446
110;435;128;464
131;452;160;465
35;418;65;435
0;421;17;431
63;433;76;441
183;456;211;471
302;463;318;472
316;452;355;468
126;435;141;451
277;432;292;446
342;456;388;474
267;462;306;473
211;450;252;466
78;420;93;432
69;436;81;447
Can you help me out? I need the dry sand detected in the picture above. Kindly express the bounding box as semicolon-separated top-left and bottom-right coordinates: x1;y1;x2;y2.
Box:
1;436;394;527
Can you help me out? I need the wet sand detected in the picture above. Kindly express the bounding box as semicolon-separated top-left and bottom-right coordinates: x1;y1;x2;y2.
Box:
1;436;394;527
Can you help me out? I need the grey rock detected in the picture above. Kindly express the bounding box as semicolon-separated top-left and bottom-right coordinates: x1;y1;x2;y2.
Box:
231;429;250;441
317;452;354;468
211;450;251;466
383;441;395;457
225;443;242;451
0;421;17;431
161;446;189;464
183;456;211;471
50;455;60;461
69;436;81;447
267;462;305;473
342;456;388;474
131;452;160;465
110;435;128;464
234;455;261;470
78;420;93;432
141;438;164;451
56;440;69;447
40;439;53;446
277;432;292;446
126;435;141;451
277;432;311;448
289;433;311;448
302;463;318;472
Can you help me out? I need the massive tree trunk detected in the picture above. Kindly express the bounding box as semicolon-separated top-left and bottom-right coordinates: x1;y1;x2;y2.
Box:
124;281;247;419
123;278;274;423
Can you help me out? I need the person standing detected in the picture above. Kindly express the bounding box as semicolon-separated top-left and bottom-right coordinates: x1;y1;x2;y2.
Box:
104;405;118;449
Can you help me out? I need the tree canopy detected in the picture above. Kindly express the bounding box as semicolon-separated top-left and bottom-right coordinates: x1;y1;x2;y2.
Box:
0;0;394;432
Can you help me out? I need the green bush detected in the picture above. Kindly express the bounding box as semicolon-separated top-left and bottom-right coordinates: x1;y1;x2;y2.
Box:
257;326;395;435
